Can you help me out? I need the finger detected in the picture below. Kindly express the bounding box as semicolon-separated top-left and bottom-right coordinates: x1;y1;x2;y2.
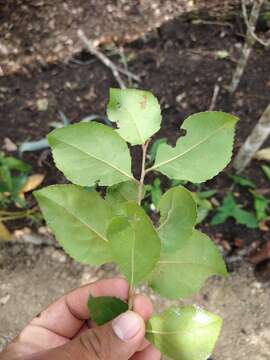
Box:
28;278;128;339
131;344;161;360
74;293;153;341
133;294;153;322
31;311;146;360
133;294;153;351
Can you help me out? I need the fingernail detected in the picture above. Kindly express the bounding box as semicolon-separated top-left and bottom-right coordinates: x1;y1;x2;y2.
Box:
112;311;141;341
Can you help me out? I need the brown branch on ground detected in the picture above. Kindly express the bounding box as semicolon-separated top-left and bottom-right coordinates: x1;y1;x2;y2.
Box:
242;0;270;48
209;84;220;110
78;30;140;89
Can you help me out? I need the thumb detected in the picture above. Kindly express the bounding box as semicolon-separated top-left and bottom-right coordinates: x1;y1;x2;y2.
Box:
35;311;146;360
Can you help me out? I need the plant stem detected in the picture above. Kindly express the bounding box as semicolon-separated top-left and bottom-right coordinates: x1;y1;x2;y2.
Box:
128;140;150;310
137;139;150;205
0;209;37;222
128;286;134;310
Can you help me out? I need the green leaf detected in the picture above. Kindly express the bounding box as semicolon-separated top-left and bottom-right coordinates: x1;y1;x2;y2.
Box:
11;175;28;195
233;208;258;228
170;179;188;187
197;189;217;199
35;185;113;265
148;138;167;163
151;178;163;208
149;230;227;299
107;88;162;145
262;165;270;181
48;122;133;187
251;191;269;222
158;187;197;252
151;112;238;183
211;193;258;228
192;190;216;224
107;202;160;286
146;305;222;360
4;157;31;173
144;178;163;208
193;196;212;224
88;296;128;325
0;165;12;192
106;180;140;214
229;174;256;188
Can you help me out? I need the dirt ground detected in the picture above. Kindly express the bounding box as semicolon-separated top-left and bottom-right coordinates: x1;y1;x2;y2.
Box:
0;0;238;74
0;240;270;360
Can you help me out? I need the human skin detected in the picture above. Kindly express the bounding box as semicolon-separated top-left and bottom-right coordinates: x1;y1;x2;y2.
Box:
0;278;160;360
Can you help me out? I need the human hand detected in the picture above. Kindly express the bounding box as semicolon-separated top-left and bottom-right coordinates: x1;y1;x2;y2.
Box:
0;278;160;360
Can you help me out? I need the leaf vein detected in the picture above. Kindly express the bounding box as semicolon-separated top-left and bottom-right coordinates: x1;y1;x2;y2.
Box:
54;138;133;180
43;196;108;243
152;123;229;170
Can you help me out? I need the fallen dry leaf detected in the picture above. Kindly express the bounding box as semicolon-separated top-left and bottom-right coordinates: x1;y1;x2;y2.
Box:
249;241;270;265
2;137;17;152
36;98;49;111
234;238;244;248
254;147;270;162
0;221;12;241
20;174;45;193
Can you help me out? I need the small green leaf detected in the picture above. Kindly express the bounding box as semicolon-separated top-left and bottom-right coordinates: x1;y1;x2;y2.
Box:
106;181;140;214
170;179;188;187
251;191;269;222
146;305;222;360
11;175;28;195
197;189;217;199
151;178;163;208
152;112;238;183
145;178;163;208
211;193;258;228
233;208;258;228
4;157;32;173
48;122;133;187
148;138;167;163
149;230;227;299
0;165;12;192
107;202;160;286
35;185;113;265
262;165;270;181
158;187;197;252
192;190;216;224
107;88;161;145
193;196;212;224
88;296;128;325
229;174;256;188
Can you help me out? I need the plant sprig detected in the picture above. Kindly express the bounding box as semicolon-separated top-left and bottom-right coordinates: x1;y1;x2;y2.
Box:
35;88;238;360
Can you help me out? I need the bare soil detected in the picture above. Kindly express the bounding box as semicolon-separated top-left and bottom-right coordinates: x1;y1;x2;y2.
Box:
0;241;270;360
0;0;239;74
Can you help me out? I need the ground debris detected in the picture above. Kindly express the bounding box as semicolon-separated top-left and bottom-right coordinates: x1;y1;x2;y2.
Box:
0;0;240;75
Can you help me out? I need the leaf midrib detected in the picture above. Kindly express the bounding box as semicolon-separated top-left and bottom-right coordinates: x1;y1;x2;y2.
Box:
121;104;144;144
43;195;108;243
152;123;230;170
54;138;134;180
